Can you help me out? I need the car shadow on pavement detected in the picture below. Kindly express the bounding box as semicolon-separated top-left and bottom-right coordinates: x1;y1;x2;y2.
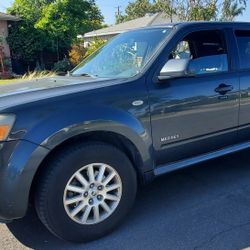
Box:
7;150;250;250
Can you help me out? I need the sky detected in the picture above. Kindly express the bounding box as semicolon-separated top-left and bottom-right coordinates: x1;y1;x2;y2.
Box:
0;0;250;24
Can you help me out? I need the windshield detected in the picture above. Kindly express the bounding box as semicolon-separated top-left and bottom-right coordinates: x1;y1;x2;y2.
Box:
72;28;172;78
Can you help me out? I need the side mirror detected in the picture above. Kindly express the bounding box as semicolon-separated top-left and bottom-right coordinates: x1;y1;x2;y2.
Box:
158;59;191;81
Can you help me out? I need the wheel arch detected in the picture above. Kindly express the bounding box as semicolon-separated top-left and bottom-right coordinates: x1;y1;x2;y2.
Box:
30;130;152;204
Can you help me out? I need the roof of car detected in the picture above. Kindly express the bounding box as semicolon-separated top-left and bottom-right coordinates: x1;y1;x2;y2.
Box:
152;21;250;29
125;21;250;34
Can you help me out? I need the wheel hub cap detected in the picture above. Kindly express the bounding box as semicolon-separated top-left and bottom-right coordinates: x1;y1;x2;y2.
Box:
63;163;122;225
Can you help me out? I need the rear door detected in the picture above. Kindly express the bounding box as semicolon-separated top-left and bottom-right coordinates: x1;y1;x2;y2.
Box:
148;27;240;166
234;29;250;142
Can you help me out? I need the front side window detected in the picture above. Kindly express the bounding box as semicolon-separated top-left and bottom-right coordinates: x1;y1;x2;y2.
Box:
72;28;172;78
235;30;250;70
168;30;229;75
171;41;191;60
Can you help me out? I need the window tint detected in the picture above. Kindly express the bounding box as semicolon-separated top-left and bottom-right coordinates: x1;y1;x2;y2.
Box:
235;30;250;70
168;30;228;75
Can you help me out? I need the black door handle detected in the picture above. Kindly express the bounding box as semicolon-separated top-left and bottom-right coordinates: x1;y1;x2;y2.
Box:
215;84;234;95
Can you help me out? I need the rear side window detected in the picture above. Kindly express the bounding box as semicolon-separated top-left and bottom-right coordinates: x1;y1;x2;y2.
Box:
235;30;250;70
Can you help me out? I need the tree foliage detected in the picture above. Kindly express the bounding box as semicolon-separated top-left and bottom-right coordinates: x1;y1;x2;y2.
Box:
116;0;247;23
221;0;246;21
176;0;218;21
7;0;51;62
69;43;87;66
116;0;155;23
7;0;103;68
36;0;103;42
154;0;177;22
84;39;106;58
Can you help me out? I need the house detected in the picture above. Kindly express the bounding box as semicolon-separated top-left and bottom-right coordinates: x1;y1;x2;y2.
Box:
83;12;178;47
0;12;20;72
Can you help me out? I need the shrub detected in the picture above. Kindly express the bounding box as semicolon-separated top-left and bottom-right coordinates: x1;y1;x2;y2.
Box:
69;43;86;66
3;58;12;71
85;38;106;57
53;59;72;73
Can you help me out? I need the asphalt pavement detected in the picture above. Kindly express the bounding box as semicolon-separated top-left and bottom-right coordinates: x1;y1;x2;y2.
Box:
1;150;250;250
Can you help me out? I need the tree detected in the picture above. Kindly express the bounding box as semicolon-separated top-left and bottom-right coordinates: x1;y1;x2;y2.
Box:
221;0;246;21
154;0;177;22
116;0;156;23
176;0;218;21
116;0;247;23
36;0;103;48
7;0;103;70
7;0;52;66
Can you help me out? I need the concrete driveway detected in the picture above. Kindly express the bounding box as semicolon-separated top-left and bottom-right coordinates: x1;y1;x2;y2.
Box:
1;150;250;250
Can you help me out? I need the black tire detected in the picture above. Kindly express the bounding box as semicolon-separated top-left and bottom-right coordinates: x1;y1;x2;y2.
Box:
35;142;137;243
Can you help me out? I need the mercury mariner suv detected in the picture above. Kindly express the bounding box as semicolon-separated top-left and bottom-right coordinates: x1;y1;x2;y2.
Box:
1;22;250;242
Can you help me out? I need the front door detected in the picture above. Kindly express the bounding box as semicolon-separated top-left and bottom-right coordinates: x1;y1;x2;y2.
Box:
149;29;240;166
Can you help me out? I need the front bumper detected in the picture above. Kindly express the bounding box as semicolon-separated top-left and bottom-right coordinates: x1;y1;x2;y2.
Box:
0;140;49;221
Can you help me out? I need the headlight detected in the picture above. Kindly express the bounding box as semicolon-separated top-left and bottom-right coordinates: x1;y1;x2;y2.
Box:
0;114;16;141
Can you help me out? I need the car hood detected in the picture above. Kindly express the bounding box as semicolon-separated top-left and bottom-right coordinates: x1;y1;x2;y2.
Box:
0;76;125;110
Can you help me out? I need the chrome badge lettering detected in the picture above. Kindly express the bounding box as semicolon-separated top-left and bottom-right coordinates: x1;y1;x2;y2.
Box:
161;134;180;142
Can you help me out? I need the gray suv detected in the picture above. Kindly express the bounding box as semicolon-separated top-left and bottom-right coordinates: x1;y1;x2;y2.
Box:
1;22;250;242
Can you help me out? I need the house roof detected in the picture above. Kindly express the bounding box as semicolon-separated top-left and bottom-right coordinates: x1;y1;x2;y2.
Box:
84;12;178;38
0;12;20;21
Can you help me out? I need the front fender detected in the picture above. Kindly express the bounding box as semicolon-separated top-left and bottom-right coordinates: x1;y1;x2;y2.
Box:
0;104;153;220
0;140;49;220
21;105;154;172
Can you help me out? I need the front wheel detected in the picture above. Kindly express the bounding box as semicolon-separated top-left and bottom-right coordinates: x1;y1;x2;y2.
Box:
35;143;137;243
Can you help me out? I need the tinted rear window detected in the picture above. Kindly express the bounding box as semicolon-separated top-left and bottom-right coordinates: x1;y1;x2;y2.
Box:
235;30;250;70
